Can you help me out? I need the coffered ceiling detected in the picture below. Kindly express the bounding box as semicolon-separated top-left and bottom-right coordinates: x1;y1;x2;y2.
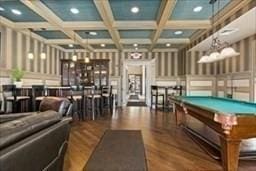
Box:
0;0;232;51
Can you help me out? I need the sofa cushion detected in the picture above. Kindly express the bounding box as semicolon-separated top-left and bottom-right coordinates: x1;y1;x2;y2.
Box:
39;97;71;116
0;112;33;123
0;111;61;150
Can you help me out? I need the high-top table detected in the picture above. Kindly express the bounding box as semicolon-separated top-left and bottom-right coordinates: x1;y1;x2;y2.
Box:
156;85;182;111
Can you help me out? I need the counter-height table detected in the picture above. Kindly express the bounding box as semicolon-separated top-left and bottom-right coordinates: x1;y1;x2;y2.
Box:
170;96;256;171
155;85;182;111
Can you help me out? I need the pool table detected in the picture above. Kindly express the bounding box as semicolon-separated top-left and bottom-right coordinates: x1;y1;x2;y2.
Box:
169;96;256;171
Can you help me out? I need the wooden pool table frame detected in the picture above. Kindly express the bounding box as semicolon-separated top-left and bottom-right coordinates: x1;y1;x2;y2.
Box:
170;97;256;171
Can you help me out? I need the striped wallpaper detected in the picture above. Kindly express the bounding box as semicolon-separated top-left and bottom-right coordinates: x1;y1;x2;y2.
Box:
183;34;256;76
63;51;180;78
0;25;64;76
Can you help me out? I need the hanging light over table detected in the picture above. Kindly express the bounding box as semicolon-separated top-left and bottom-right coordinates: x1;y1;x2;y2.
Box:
198;0;239;63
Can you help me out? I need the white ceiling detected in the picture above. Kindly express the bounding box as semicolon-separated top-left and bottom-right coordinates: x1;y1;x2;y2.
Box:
190;7;256;51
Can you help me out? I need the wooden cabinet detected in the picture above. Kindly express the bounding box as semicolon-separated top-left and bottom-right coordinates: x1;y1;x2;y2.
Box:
60;59;110;87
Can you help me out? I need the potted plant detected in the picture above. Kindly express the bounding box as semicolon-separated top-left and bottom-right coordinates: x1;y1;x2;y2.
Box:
11;68;24;88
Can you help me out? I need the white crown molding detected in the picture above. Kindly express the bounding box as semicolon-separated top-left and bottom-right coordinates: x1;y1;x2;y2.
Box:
150;0;177;50
114;21;157;30
62;21;106;30
165;20;211;29
120;39;152;44
157;38;190;44
20;0;94;51
93;0;123;50
122;49;149;52
152;48;178;52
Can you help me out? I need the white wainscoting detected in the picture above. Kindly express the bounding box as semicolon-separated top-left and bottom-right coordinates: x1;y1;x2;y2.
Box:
45;79;60;86
156;80;178;86
233;92;250;101
217;80;225;87
188;90;212;96
218;91;225;97
186;75;216;96
22;78;44;86
190;80;212;87
227;79;250;87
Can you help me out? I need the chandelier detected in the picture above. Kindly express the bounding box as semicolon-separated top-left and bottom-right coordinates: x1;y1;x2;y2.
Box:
198;0;239;63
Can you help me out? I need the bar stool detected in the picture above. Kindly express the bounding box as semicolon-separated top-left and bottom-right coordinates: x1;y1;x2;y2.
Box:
46;86;70;97
151;85;164;110
2;85;30;113
32;85;46;111
67;85;84;120
101;85;113;114
85;86;102;120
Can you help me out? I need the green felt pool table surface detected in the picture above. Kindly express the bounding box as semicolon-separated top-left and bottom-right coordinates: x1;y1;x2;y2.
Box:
177;96;256;115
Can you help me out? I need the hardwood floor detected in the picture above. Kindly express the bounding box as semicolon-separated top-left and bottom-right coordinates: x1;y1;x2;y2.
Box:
64;107;256;171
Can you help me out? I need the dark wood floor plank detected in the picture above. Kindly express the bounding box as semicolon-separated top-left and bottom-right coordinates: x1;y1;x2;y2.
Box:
64;107;256;171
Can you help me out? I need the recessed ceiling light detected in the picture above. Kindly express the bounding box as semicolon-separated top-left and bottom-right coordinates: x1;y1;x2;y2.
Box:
133;43;138;47
70;8;79;14
131;6;139;13
220;28;239;36
101;44;106;47
174;31;183;35
166;43;171;47
0;7;5;11
193;6;203;12
69;44;74;48
89;32;97;36
11;9;22;15
135;47;138;50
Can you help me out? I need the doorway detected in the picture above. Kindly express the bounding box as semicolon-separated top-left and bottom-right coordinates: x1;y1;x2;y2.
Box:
127;65;144;104
122;59;156;106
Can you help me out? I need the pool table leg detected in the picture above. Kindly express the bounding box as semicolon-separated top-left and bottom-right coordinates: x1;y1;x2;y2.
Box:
175;109;181;126
219;136;241;171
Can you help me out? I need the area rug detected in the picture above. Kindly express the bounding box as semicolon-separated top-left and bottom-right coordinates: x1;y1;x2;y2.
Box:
84;130;148;171
127;101;147;107
129;95;139;100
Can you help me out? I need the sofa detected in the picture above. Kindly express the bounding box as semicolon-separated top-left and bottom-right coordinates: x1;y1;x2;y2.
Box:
0;97;73;171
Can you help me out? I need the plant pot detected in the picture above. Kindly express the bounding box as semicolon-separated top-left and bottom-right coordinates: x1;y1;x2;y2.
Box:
14;81;23;88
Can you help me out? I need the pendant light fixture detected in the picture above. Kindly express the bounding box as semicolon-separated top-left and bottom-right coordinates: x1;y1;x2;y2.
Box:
40;41;46;60
72;33;77;62
198;0;239;63
84;31;90;63
27;29;34;60
72;50;77;62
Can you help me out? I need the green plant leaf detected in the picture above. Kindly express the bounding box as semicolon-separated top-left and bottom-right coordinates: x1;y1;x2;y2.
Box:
11;68;24;82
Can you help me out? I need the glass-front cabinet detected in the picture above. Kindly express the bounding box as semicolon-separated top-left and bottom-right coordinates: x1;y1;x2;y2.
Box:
60;59;110;87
